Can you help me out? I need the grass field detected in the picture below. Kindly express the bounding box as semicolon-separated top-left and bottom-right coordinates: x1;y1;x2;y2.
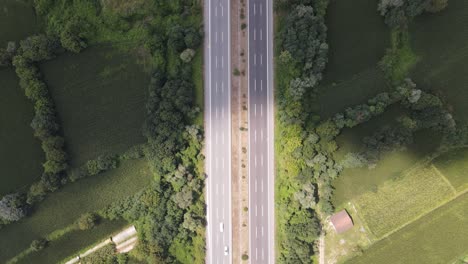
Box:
0;0;40;46
0;159;150;262
40;45;149;166
434;147;468;191
316;0;390;118
354;165;456;238
345;192;468;264
0;68;44;196
16;219;128;264
410;0;468;123
332;106;442;206
323;0;389;82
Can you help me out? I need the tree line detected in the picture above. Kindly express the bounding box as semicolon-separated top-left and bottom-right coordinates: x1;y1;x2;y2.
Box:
275;0;330;263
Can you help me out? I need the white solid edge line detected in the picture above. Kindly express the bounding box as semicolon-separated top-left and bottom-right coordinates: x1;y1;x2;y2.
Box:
206;0;213;262
227;0;232;263
247;0;252;262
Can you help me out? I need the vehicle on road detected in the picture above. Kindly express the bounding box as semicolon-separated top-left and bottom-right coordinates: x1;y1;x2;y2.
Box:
220;222;224;232
224;246;229;256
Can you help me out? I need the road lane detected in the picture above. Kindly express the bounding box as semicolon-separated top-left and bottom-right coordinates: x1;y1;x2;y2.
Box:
248;0;274;263
205;0;232;263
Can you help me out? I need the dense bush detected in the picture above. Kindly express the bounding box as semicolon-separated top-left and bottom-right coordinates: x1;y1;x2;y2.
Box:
11;35;68;208
281;4;328;80
69;154;119;182
378;0;448;27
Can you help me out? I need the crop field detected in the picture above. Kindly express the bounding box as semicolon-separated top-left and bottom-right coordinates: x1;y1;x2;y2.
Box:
40;45;149;166
0;68;44;196
409;0;468;123
354;165;456;238
433;147;468;191
17;219;127;264
0;0;40;46
345;192;468;264
0;159;150;262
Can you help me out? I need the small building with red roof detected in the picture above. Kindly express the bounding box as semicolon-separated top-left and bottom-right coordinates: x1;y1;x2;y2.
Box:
330;210;354;234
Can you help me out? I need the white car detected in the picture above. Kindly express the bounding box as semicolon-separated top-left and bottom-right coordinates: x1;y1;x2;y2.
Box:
220;222;224;232
224;246;229;256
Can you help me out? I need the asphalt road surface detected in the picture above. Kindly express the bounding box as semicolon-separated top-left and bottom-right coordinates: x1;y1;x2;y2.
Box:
248;0;275;263
204;0;232;263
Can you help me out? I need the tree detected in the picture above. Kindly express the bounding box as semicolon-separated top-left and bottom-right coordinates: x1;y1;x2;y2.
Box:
0;193;28;222
77;213;98;230
293;183;316;209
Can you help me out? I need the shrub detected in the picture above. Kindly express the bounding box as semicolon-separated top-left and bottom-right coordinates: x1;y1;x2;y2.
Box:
180;48;196;63
30;238;48;252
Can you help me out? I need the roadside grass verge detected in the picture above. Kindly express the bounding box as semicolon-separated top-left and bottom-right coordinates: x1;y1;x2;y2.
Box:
354;164;455;238
0;159;151;263
346;192;468;264
433;147;468;191
0;68;44;196
40;45;149;166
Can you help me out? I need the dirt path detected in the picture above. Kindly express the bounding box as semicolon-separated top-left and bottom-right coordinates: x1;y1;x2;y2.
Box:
320;232;325;264
64;225;137;264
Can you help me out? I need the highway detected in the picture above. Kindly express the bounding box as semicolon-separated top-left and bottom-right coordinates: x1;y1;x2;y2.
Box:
204;0;232;263
248;0;275;263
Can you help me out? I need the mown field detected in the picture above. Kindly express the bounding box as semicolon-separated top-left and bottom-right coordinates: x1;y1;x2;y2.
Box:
18;219;127;264
0;0;40;46
40;45;149;166
410;0;468;123
0;68;44;196
345;193;468;264
0;159;150;262
317;0;390;118
354;164;456;238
